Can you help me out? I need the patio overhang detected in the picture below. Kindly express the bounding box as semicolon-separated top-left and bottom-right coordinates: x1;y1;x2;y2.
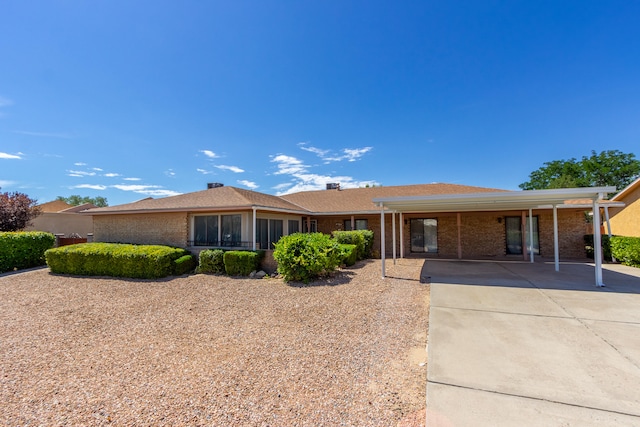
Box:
373;186;617;287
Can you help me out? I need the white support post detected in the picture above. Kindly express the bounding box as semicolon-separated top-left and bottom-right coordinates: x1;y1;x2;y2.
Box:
252;207;257;251
593;200;605;287
392;211;396;265
529;208;534;263
553;204;559;272
399;212;404;259
380;204;386;278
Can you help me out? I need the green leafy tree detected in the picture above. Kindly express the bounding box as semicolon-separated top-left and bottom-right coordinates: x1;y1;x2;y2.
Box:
56;195;108;207
520;150;640;192
0;189;42;231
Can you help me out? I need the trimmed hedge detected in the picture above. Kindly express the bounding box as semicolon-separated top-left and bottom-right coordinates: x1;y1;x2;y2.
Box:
0;231;56;273
273;232;342;283
584;234;613;261
223;250;264;276
45;243;193;279
197;249;226;274
611;236;640;267
339;244;357;267
333;230;374;260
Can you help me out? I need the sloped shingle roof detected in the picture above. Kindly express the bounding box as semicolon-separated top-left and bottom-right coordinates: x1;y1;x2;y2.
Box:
85;183;510;216
280;183;507;213
86;186;308;215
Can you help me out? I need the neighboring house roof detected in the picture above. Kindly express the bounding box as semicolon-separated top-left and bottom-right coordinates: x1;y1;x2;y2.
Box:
85;186;309;215
280;183;507;214
611;176;640;202
60;203;98;213
38;200;74;212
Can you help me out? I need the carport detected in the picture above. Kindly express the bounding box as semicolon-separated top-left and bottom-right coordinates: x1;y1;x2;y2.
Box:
373;187;619;287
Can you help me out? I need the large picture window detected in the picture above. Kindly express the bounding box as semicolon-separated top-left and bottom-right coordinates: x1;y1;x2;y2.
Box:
194;215;218;246
410;218;438;253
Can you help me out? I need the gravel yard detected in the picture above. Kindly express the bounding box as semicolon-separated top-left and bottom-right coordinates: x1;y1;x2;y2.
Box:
0;259;429;426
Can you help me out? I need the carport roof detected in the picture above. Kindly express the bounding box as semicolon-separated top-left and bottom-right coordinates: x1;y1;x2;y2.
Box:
372;186;618;213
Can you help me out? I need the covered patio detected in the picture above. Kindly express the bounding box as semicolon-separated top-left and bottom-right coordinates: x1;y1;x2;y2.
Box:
373;187;620;286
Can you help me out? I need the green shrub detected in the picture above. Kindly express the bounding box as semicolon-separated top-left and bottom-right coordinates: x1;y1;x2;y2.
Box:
611;236;640;267
339;244;357;267
0;231;56;273
45;243;192;278
584;234;613;261
273;232;342;283
174;254;196;275
223;250;263;276
333;231;366;260
359;230;374;258
197;249;226;274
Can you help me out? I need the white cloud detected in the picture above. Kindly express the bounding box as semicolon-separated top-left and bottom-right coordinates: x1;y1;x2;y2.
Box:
276;173;379;195
0;180;16;187
0;152;21;159
343;147;373;161
237;179;258;189
123;177;141;181
297;143;373;163
196;168;213;175
215;165;244;173
298;142;329;157
67;170;96;177
92;167;103;172
74;162;87;166
270;153;379;194
104;173;121;177
165;169;176;177
200;150;219;158
71;184;107;190
272;182;293;191
112;184;181;197
271;154;307;175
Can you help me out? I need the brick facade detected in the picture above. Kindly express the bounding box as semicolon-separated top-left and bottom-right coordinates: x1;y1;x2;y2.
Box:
310;208;589;260
93;212;188;247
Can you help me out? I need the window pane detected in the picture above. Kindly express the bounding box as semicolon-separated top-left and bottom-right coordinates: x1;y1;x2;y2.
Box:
410;218;437;253
270;219;283;248
256;218;268;250
355;219;368;230
195;216;218;246
221;214;241;245
195;216;207;245
505;217;522;255
288;220;299;234
344;220;353;231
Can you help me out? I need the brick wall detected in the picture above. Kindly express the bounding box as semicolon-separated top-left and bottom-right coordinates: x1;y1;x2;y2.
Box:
93;212;188;247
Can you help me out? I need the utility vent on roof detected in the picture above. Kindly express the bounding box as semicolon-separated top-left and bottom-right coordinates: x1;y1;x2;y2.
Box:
326;183;341;190
207;182;224;189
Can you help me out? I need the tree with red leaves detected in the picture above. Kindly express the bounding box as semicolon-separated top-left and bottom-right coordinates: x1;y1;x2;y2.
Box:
0;189;42;232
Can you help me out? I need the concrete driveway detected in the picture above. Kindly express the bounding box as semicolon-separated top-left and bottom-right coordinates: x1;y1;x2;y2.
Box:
424;259;640;426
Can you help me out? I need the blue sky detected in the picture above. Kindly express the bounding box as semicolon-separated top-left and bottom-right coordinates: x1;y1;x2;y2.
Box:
1;1;639;206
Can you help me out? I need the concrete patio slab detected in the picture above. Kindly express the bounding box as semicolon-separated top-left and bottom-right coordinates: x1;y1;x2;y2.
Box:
425;259;640;426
